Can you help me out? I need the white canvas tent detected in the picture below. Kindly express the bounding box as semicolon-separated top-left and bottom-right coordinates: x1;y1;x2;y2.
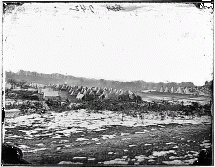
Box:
184;87;192;94
96;89;102;96
83;90;87;95
160;86;164;92
5;83;12;89
170;87;175;93
92;87;97;92
76;94;84;100
175;87;183;94
89;90;94;95
103;90;109;95
106;90;116;99
119;90;124;95
115;90;120;96
164;87;169;93
69;88;73;93
113;89;117;93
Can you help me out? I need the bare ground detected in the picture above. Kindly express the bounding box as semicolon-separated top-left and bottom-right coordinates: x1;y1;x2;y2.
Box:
5;122;212;165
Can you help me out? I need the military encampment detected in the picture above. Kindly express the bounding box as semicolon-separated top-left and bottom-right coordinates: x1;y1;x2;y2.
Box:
3;2;213;166
3;71;213;165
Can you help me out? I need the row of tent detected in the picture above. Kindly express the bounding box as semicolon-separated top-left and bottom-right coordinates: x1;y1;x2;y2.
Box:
39;84;139;101
29;83;194;96
75;88;136;101
69;86;137;101
160;86;193;94
5;82;44;90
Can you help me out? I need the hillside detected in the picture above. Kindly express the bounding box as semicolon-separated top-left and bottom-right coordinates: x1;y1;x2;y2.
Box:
6;70;196;92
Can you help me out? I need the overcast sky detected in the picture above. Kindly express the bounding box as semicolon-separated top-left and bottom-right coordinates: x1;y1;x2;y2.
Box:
3;3;213;86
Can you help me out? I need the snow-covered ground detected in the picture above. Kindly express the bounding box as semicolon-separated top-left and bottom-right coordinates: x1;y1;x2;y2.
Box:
5;109;211;134
4;109;211;147
4;109;211;165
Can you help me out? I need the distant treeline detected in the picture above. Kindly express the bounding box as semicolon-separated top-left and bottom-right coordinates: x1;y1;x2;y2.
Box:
6;70;198;92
